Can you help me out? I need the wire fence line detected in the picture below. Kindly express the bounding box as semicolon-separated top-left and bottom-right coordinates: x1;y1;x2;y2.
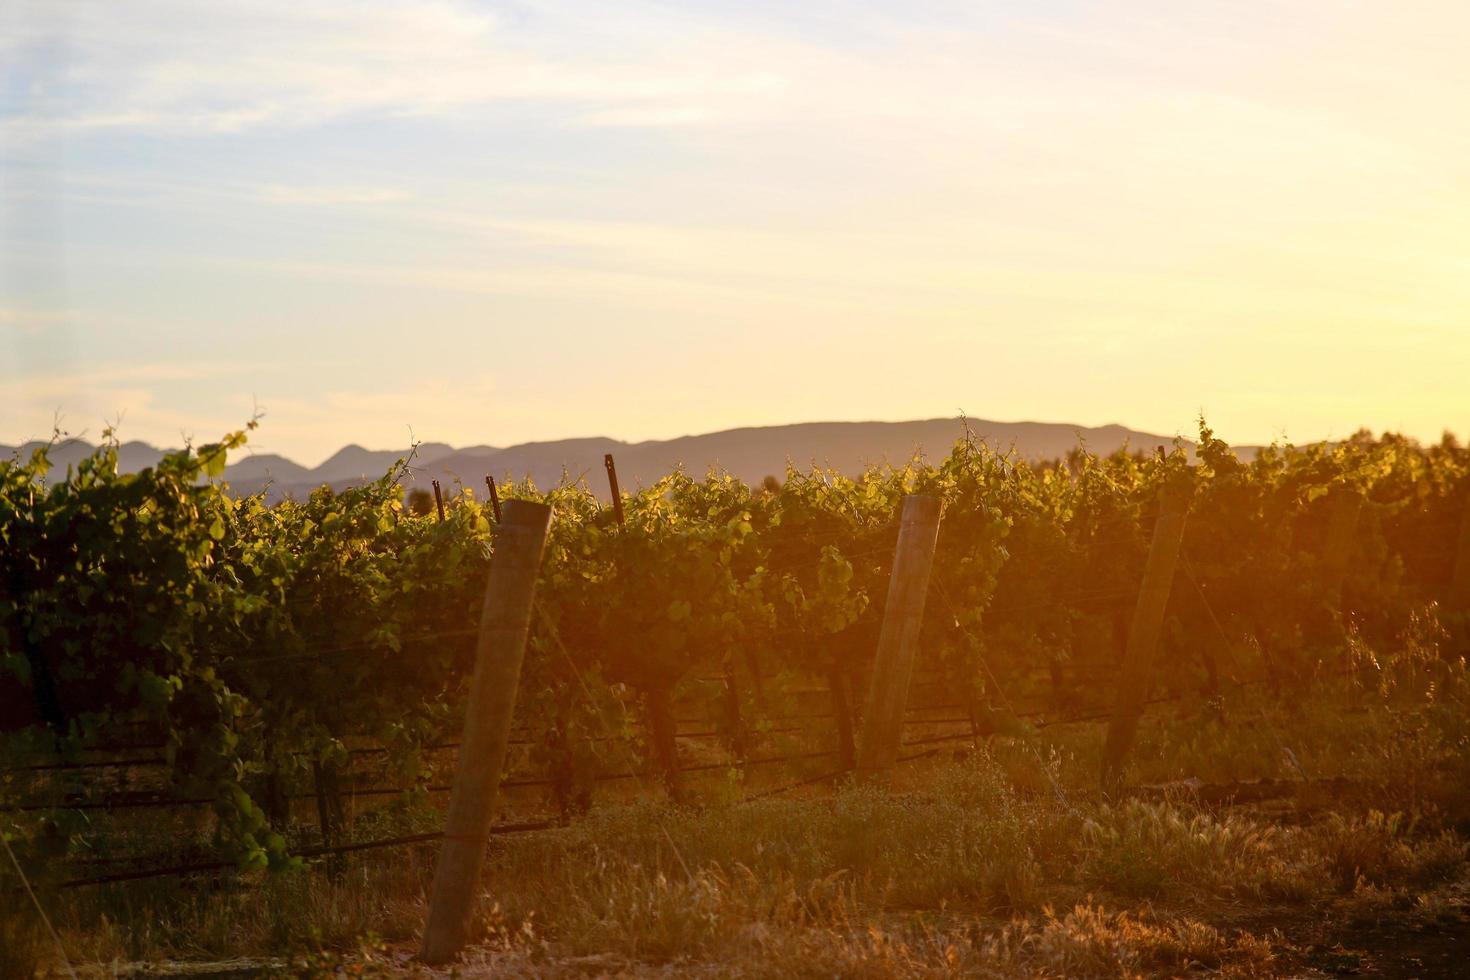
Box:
6;671;1317;893
1;675;1336;895
46;820;559;892
4;663;1306;813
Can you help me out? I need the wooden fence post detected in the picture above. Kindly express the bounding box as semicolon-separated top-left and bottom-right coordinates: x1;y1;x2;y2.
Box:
1100;486;1190;792
484;476;502;524
1449;488;1470;614
1322;488;1363;607
604;454;626;525
420;499;553;965
856;494;942;783
431;479;446;524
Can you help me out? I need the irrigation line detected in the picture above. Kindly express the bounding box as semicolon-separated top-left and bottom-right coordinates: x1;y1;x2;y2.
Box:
49;820;556;891
899;730;982;750
7;756;168;773
740;742;952;804
740;765;848;802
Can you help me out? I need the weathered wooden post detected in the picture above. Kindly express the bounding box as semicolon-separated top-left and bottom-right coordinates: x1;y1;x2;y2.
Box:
420;499;553;965
856;494;942;783
484;476;502;524
1449;487;1470;614
1100;485;1190;792
604;453;626;525
431;479;446;524
1322;487;1363;607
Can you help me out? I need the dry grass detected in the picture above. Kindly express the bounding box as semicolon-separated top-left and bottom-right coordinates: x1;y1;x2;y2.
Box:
1;910;51;979
11;753;1463;978
6;643;1470;977
370;900;1280;979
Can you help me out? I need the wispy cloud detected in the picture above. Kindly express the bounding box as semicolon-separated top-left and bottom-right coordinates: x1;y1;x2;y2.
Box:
257;184;410;206
10;361;266;400
0;308;73;335
1;0;791;137
576;106;717;128
3;361;267;448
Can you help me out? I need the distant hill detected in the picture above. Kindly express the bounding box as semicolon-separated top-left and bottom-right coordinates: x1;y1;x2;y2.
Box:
312;442;460;484
1;438;178;475
2;417;1202;501
221;452;312;485
412;420;1182;499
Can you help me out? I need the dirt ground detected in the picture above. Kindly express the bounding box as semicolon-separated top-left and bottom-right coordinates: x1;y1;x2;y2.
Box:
1289;881;1470;979
81;872;1470;979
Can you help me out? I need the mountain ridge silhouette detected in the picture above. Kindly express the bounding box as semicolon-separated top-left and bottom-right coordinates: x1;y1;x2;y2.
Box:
3;416;1216;501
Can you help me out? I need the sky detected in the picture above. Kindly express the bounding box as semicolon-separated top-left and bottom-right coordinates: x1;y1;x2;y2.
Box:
3;1;1468;465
